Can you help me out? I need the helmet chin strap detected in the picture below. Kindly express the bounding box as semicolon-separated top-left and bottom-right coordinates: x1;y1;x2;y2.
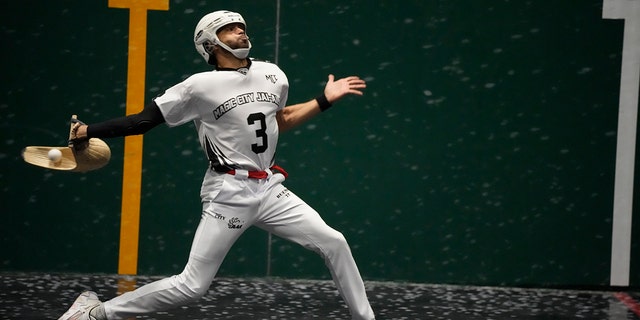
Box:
214;39;251;59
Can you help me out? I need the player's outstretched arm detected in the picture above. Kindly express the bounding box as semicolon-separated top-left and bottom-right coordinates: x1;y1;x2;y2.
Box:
71;102;165;140
276;74;367;132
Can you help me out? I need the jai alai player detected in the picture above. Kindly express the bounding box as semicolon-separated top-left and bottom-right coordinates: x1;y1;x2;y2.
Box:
58;10;375;320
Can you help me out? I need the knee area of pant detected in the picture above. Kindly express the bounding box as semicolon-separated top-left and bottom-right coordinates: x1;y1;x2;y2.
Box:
324;230;350;252
173;273;210;300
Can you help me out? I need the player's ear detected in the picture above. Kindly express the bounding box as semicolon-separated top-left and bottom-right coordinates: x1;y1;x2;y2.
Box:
203;41;216;55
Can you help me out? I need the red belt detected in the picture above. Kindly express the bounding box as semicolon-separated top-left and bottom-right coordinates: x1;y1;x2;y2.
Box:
227;165;288;179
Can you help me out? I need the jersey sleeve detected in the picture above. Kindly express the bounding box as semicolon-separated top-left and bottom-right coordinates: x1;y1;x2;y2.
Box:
154;78;196;127
278;73;289;110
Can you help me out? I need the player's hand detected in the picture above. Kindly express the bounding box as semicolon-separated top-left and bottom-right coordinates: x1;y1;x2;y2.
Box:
323;74;367;103
71;123;88;140
69;118;89;151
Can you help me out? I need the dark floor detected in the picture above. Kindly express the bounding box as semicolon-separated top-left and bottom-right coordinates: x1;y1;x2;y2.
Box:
0;272;639;319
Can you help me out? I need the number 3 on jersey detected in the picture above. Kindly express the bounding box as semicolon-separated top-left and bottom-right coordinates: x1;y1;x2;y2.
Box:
247;113;268;154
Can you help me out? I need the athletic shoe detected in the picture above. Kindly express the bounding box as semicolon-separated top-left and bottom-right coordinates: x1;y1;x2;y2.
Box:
58;291;103;320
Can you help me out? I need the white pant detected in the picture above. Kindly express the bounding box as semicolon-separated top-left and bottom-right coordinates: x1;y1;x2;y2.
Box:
104;172;375;320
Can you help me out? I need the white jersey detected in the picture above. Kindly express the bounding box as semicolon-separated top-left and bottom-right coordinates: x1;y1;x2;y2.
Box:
154;60;289;173
81;60;375;320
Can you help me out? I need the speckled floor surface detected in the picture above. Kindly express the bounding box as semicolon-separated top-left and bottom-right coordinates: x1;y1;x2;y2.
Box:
0;272;638;319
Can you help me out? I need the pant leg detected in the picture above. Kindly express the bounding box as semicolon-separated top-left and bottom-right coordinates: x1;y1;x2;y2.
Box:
104;207;246;319
255;181;375;320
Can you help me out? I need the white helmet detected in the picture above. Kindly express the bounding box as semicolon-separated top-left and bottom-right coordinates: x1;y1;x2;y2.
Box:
194;10;252;64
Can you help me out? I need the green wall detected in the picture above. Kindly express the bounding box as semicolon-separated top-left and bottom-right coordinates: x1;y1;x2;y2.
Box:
1;0;637;288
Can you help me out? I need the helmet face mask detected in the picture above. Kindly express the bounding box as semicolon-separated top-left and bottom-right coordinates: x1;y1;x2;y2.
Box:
194;11;252;65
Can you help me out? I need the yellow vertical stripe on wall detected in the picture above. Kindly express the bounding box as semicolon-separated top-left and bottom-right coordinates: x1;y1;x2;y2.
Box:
108;0;169;276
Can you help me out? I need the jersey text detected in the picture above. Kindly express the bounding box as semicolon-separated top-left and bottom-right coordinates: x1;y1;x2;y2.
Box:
213;91;279;120
213;92;255;119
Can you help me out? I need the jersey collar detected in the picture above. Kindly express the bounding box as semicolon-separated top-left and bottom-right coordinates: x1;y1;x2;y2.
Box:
216;58;252;74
